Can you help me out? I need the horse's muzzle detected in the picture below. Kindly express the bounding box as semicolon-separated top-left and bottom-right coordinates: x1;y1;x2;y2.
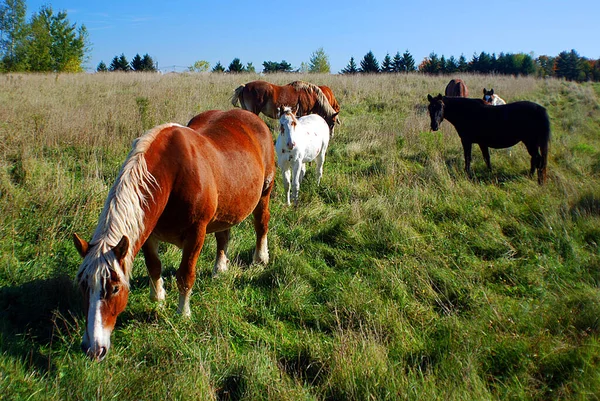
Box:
82;343;108;361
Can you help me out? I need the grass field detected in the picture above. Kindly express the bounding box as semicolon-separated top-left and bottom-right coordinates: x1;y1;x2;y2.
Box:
1;72;599;400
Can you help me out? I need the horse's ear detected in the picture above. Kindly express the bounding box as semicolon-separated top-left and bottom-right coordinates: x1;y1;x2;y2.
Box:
436;94;443;100
113;236;129;265
73;233;89;258
427;94;433;102
490;88;494;95
278;106;285;117
483;88;487;94
335;113;342;125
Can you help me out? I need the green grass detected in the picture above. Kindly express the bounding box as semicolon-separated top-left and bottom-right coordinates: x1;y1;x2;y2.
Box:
1;72;600;400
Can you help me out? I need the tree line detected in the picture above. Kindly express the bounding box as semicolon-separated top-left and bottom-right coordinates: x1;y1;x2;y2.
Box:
97;53;157;72
341;49;600;82
0;0;88;72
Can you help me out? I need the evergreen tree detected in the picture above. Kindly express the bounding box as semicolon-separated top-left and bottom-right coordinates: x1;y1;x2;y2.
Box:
457;54;468;72
519;54;535;76
212;61;225;72
130;53;143;71
554;49;584;81
341;56;358;74
308;47;330;73
360;51;379;73
262;60;293;73
392;51;403;72
403;50;416;72
0;0;27;71
381;53;393;73
245;62;255;73
141;53;155;71
446;56;458;73
227;57;245;73
96;60;107;72
109;53;130;71
439;55;447;73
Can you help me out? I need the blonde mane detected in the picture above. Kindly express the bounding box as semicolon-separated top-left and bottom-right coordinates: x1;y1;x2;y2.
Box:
289;81;336;117
77;123;183;289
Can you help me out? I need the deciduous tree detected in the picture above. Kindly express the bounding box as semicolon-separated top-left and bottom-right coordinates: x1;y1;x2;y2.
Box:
308;47;330;73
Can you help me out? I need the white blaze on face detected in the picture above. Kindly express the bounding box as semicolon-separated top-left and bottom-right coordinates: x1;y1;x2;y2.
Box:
82;285;112;358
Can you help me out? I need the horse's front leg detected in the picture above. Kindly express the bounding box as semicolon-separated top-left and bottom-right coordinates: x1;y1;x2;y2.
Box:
176;225;207;317
213;229;230;277
142;235;165;302
291;162;302;206
462;139;473;176
281;164;292;206
252;185;273;265
479;144;492;170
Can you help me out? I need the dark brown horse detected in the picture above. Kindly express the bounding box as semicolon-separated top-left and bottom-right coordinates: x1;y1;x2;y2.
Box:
427;94;550;184
73;109;275;360
230;80;339;132
445;79;469;97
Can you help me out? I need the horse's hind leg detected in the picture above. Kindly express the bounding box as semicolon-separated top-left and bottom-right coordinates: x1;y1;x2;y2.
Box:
213;229;230;277
525;142;541;180
252;185;272;265
142;235;165;302
478;144;492;170
315;150;327;185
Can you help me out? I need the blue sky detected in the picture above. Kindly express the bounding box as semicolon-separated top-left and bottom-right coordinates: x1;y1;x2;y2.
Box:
25;0;600;73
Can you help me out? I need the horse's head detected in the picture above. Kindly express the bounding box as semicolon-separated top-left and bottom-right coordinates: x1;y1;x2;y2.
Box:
325;112;340;136
278;106;299;150
427;94;445;131
73;233;130;361
482;88;494;104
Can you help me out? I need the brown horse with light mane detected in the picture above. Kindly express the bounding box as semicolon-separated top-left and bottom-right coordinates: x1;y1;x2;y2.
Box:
230;80;340;132
318;85;341;113
73;109;275;361
445;79;469;97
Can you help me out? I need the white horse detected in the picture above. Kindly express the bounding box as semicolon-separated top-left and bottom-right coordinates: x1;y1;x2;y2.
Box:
483;88;506;105
276;106;330;206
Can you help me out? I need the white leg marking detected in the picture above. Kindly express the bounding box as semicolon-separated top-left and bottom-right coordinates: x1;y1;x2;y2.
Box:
212;250;229;277
149;277;165;302
177;291;192;317
253;236;269;265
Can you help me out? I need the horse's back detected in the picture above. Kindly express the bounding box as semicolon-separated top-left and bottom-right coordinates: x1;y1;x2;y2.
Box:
445;79;468;97
146;110;274;235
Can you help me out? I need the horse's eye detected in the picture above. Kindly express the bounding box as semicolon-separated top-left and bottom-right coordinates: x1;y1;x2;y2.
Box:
112;285;120;295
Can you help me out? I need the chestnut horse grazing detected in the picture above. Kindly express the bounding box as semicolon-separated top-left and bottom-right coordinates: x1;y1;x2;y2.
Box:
318;85;341;113
482;88;506;105
427;94;550;184
445;79;469;97
276;106;330;205
230;80;340;133
73;109;275;360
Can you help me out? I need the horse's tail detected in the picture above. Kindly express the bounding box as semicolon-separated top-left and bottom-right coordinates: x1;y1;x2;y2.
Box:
230;85;245;108
538;108;551;184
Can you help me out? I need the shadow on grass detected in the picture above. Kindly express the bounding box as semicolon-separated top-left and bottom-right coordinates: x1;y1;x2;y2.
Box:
0;275;81;373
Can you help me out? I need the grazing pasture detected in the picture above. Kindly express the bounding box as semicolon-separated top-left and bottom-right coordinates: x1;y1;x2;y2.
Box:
1;72;600;400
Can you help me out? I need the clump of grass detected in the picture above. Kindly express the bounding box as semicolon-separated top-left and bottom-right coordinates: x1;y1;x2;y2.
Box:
1;72;600;400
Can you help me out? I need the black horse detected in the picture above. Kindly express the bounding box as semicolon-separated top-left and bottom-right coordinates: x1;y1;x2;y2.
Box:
427;94;550;184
